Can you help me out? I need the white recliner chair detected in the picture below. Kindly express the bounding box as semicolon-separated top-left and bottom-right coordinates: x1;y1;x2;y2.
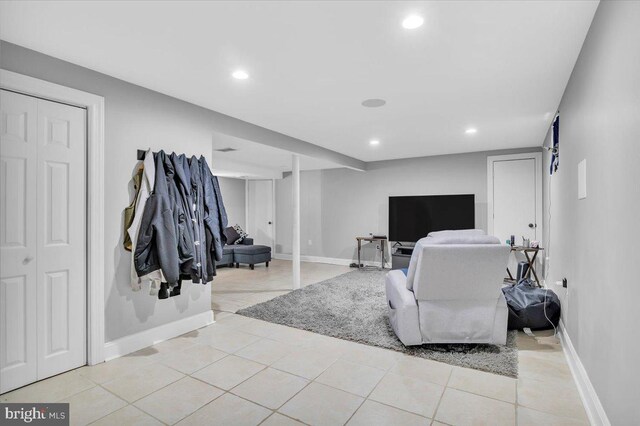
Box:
385;230;510;345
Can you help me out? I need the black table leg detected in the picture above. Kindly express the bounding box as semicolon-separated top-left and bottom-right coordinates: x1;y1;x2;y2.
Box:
529;250;541;286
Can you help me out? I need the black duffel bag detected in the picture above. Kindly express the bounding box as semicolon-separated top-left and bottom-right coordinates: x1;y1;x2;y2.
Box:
502;278;561;330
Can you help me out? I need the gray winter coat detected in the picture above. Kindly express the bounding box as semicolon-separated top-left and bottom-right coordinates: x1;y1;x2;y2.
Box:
134;151;180;285
134;151;195;286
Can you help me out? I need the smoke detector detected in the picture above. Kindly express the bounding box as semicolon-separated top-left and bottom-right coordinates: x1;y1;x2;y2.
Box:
214;147;237;153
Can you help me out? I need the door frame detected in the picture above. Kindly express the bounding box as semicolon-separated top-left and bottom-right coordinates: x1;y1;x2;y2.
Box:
487;152;543;241
1;70;106;365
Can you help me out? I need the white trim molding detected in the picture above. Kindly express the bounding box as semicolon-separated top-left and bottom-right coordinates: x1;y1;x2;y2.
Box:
487;152;543;242
1;70;106;365
558;321;611;426
273;253;385;268
103;311;214;361
274;253;351;266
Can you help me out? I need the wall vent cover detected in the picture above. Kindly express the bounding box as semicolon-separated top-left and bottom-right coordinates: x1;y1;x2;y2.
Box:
215;147;237;152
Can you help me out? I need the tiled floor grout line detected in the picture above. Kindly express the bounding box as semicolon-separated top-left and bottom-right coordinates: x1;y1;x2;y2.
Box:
47;371;99;404
94;355;227;424
256;411;310;426
340;360;396;425
241;350;351;424
368;360;447;420
136;374;226;425
429;362;454;423
230;382;313;424
271;381;314;425
225;364;322;424
102;375;182;421
445;380;518;405
89;384;169;426
265;346;342;379
365;398;435;422
206;390;278;423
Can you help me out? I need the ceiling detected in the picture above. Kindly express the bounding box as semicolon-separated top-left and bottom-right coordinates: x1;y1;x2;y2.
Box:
0;1;598;163
210;133;342;179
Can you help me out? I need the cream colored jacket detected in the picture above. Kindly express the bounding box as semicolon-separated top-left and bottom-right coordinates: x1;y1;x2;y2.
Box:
127;149;165;293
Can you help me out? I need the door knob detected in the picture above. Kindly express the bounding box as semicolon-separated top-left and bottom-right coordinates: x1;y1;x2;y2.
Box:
528;223;536;228
23;256;34;264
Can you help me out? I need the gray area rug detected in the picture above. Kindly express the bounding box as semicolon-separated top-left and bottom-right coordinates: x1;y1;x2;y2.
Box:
237;269;518;377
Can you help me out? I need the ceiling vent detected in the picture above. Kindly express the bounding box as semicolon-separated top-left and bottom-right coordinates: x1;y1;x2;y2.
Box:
361;98;386;108
214;147;237;153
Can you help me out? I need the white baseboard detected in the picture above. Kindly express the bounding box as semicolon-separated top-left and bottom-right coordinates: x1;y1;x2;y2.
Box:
558;321;610;426
273;253;388;268
103;310;214;361
273;253;350;266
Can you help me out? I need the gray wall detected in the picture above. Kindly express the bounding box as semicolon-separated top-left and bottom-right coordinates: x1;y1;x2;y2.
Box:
541;2;639;423
218;177;246;230
1;42;247;342
276;148;538;262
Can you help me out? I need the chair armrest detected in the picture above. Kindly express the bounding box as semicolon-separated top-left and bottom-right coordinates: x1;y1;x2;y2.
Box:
386;270;417;309
385;270;422;346
242;237;254;245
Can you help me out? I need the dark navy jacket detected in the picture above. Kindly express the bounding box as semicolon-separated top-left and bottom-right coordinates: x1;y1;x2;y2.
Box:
172;153;208;283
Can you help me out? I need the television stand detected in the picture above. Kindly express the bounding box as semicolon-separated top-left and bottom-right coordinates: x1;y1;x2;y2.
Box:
391;245;414;270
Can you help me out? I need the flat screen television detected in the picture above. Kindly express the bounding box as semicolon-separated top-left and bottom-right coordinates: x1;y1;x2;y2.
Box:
389;194;475;242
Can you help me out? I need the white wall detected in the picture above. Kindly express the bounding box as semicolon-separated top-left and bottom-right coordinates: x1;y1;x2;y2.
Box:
276;148;538;263
541;2;640;423
217;177;246;230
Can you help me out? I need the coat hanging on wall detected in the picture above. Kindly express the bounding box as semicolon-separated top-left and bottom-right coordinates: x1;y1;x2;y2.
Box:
126;149;165;295
124;149;228;299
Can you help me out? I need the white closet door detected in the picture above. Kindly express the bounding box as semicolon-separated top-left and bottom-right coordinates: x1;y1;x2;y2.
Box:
35;98;86;379
0;91;86;393
0;90;39;393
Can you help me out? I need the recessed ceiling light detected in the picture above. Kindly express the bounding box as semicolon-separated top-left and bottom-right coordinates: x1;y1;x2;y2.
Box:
232;70;249;80
465;128;477;134
362;99;387;108
402;15;424;29
369;139;380;146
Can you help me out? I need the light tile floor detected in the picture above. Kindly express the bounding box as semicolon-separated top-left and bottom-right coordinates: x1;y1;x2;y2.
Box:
1;260;589;425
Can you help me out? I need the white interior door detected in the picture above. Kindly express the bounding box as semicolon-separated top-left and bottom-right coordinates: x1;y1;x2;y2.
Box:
1;90;86;393
490;157;539;244
247;180;274;248
488;153;542;277
35;98;86;380
0;90;38;393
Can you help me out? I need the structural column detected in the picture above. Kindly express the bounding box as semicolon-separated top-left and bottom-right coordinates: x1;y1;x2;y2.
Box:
292;154;301;289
